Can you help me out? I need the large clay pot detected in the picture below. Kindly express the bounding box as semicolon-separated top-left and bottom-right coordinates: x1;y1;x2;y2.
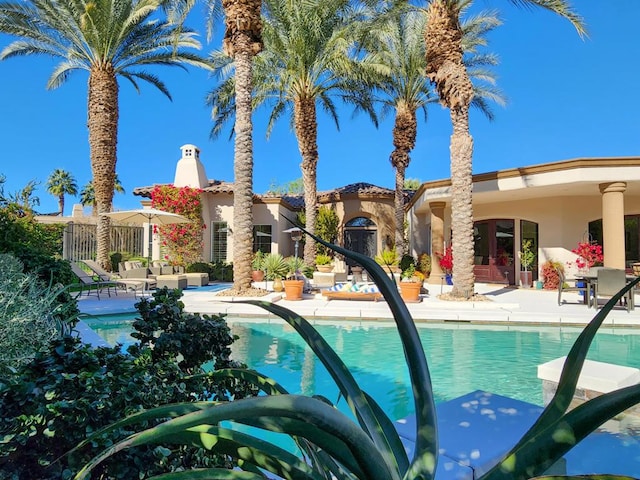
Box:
283;279;304;300
251;270;265;282
399;282;422;303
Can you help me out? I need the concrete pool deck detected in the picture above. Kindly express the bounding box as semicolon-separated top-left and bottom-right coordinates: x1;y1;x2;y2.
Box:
77;281;640;328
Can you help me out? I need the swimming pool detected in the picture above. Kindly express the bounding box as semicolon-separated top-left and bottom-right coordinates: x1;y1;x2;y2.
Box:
83;315;640;419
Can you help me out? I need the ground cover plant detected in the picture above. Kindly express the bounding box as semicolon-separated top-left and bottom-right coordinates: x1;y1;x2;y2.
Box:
0;288;256;479
71;228;640;479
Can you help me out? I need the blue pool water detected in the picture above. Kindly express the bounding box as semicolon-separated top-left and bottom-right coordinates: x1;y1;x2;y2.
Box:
83;315;640;420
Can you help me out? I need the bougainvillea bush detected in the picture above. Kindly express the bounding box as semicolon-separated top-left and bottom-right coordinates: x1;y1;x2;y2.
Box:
151;185;205;265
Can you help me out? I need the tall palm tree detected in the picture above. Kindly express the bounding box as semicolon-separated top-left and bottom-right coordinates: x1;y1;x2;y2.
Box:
208;0;378;266
424;0;584;299
364;2;503;256
80;175;125;216
46;169;78;216
0;0;210;269
219;0;263;293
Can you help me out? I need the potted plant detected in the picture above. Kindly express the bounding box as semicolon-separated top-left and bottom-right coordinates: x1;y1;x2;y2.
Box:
519;239;535;288
261;253;288;292
374;247;400;274
399;263;423;302
436;244;453;285
314;253;333;273
251;251;265;282
571;240;603;301
282;256;305;300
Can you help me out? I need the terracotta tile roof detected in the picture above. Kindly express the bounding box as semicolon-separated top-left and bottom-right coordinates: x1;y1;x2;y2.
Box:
134;181;414;206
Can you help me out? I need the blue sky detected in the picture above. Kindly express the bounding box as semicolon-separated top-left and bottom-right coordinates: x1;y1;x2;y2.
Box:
0;1;637;215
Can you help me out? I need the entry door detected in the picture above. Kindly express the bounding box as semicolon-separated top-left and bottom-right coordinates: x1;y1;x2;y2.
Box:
473;220;515;284
344;230;377;267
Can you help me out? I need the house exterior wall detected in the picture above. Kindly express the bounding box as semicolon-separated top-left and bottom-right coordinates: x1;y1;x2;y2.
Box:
406;158;640;283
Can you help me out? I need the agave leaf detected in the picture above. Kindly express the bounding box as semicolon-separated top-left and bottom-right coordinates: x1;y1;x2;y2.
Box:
239;415;364;477
487;384;640;480
240;299;408;477
531;476;638;479
284;221;437;479
198;368;291;395
74;395;395;480
164;425;326;480
69;401;215;455
148;468;265;479
484;277;640;480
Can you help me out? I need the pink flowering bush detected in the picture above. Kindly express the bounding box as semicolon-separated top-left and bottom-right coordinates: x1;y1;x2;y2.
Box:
151;185;205;266
571;241;603;272
435;245;453;274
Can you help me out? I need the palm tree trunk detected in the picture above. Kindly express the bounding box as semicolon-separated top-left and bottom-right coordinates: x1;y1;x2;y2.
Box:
394;164;406;256
390;104;416;256
295;97;318;266
449;105;474;299
58;195;64;216
232;33;255;292
88;66;118;270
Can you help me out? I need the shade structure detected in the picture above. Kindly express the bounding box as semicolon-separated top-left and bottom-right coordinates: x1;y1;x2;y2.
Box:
103;208;190;265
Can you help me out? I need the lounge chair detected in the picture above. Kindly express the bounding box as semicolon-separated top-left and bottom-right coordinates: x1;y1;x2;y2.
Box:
69;262;118;299
82;259;156;295
322;283;383;302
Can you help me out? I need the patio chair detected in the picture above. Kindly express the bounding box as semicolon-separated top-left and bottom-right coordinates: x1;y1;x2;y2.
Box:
69;262;117;299
557;268;591;306
594;268;633;311
82;259;156;295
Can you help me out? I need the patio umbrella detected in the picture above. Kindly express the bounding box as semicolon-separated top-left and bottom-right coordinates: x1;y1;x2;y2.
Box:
103;208;190;266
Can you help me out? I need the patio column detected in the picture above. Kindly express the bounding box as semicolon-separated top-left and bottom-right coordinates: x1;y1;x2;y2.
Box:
428;201;446;285
599;182;627;269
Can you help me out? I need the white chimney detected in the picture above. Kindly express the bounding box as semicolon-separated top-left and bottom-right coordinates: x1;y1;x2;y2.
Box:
173;144;208;188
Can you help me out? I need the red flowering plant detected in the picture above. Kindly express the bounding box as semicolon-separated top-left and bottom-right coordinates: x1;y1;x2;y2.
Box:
571;240;603;273
435;244;453;274
151;185;205;266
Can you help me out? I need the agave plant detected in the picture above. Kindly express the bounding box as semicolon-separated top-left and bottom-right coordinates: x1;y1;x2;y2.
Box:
71;229;640;480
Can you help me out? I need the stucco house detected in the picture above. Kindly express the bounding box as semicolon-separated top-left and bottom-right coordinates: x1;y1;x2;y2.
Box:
406;157;640;285
134;145;640;287
133;145;406;267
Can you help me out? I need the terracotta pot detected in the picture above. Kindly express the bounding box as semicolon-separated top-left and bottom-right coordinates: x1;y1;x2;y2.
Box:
251;270;265;282
399;281;422;302
283;279;304;300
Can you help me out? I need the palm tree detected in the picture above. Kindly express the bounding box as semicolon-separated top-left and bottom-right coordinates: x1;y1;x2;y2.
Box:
218;0;263;293
80;175;125;216
208;0;378;266
0;0;210;270
424;0;585;299
46;169;78;216
364;2;503;256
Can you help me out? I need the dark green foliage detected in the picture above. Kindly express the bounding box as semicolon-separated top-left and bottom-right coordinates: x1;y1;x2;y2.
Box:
131;288;237;374
109;251;123;272
316;206;339;256
399;254;416;273
0;210;78;322
186;261;216;280
0;289;256;478
211;261;233;281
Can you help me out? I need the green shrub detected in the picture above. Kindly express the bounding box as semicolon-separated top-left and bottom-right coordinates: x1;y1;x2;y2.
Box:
315;253;332;265
417;252;431;276
0;288;256;479
261;253;288;280
211;261;233;281
399;254;416;273
0;254;77;375
186;261;216;280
